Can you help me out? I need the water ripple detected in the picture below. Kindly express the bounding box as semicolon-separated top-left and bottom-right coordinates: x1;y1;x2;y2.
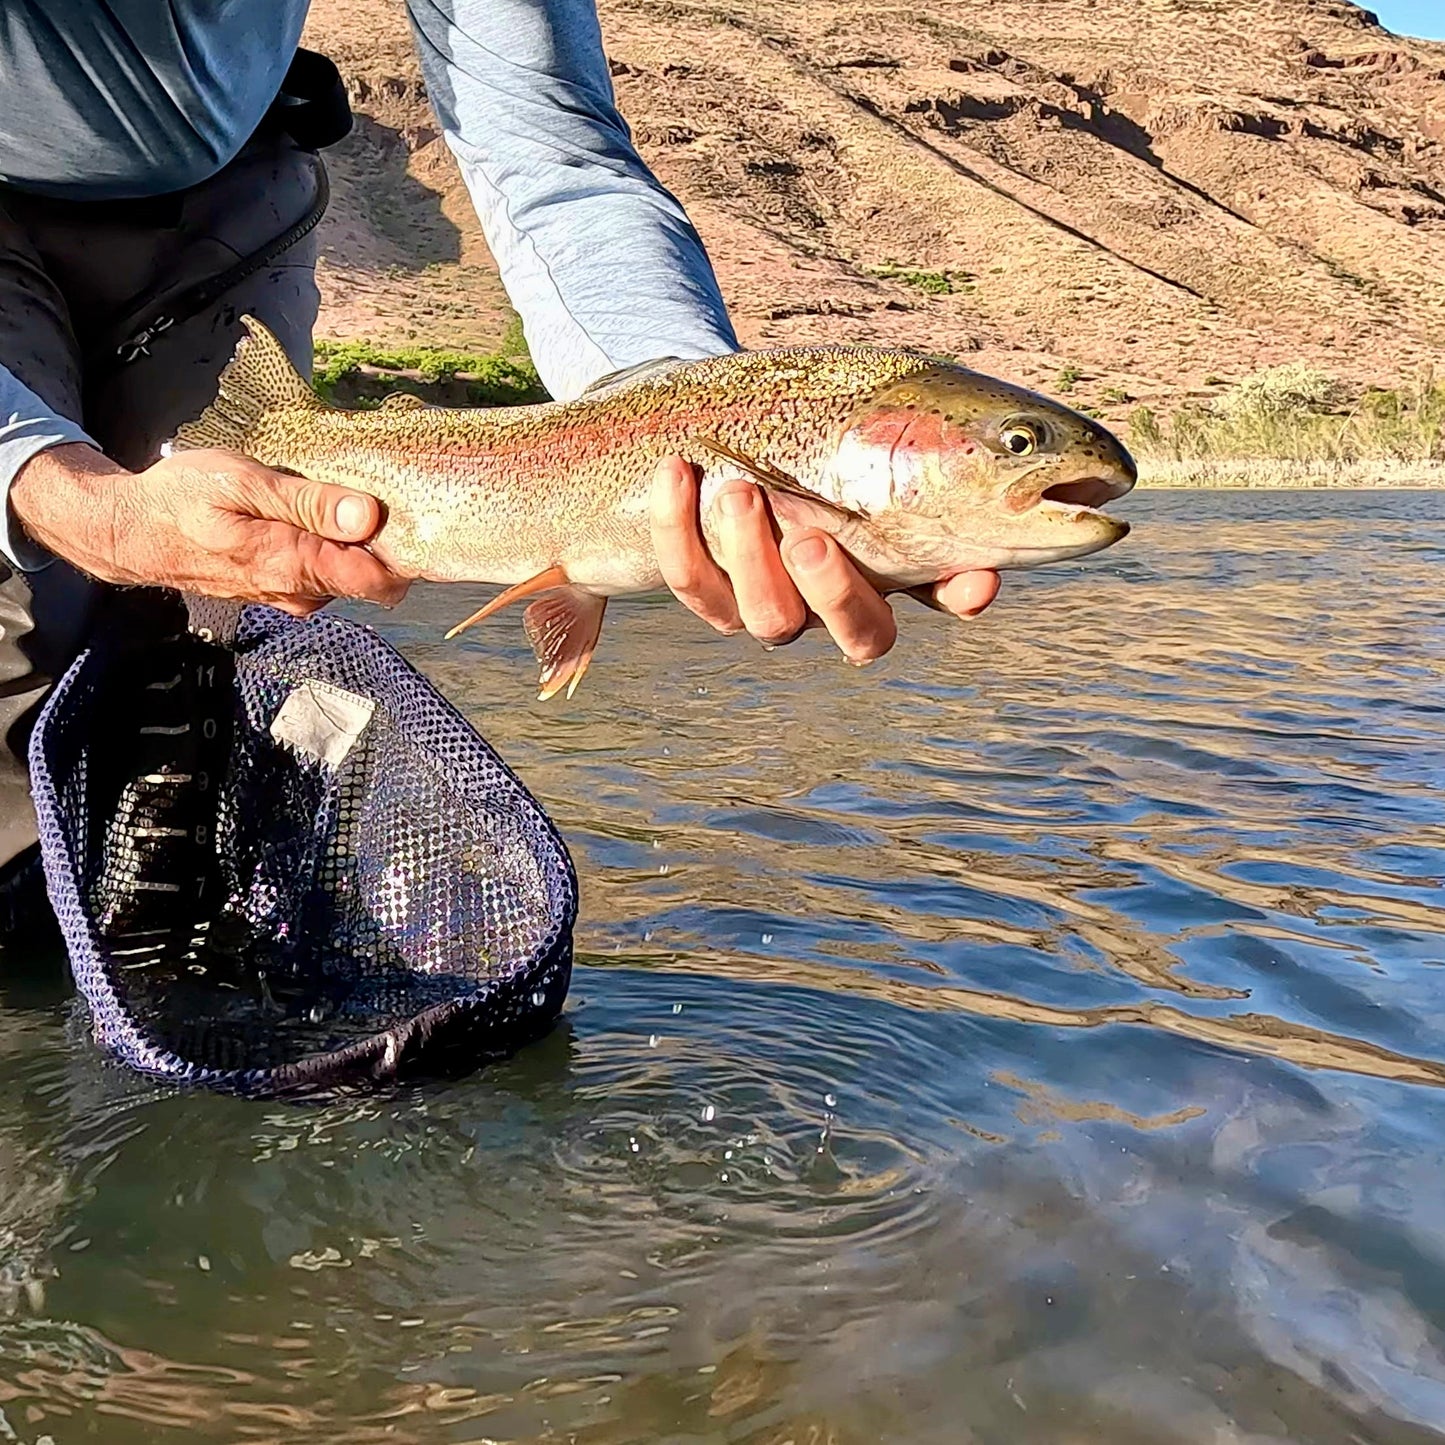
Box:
0;492;1442;1440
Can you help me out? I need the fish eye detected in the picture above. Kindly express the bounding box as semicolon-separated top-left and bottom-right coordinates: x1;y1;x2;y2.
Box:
1000;419;1044;456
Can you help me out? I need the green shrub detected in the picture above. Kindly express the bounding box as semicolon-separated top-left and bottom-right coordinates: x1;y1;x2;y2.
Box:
312;339;545;406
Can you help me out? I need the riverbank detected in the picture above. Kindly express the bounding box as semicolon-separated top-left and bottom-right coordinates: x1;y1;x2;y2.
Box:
1137;459;1445;489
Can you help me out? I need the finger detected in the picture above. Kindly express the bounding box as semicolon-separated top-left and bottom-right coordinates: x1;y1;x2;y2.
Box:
229;464;385;545
249;521;410;607
933;570;1001;619
273;598;330;619
713;482;807;646
649;457;742;633
781;530;898;664
301;536;410;607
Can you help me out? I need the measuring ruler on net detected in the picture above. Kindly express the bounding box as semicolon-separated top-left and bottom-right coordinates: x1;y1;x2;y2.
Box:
94;598;241;950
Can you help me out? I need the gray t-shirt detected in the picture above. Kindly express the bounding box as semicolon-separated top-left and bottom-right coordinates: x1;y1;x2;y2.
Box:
0;1;308;199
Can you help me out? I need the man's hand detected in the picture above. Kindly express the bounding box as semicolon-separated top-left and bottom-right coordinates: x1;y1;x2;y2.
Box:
649;456;1000;664
11;443;408;617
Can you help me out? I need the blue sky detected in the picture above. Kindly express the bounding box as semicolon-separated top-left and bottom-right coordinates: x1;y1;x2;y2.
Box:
1371;2;1445;39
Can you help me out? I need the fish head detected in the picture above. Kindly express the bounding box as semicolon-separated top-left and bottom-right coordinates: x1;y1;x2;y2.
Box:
822;363;1136;580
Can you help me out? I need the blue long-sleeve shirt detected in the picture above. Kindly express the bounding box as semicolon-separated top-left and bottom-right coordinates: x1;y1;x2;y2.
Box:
0;0;738;569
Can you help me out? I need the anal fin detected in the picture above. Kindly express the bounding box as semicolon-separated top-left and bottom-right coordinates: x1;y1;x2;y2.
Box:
523;589;608;701
444;565;570;640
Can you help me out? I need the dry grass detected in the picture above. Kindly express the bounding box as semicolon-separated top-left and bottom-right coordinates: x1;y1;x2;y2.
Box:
1137;457;1445;489
1127;364;1445;483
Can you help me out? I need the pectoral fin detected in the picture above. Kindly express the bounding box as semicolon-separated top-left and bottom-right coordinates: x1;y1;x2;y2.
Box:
695;435;868;523
444;564;570;640
524;589;608;701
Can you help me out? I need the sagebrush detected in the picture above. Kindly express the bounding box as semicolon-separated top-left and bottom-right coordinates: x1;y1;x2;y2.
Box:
1129;364;1443;464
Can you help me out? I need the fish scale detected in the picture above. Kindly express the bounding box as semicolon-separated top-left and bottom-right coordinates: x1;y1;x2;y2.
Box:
173;316;1137;700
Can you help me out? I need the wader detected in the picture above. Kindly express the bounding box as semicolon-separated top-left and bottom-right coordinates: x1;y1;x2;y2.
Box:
0;50;353;940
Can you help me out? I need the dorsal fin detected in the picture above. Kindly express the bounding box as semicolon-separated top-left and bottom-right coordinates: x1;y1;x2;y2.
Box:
579;356;687;396
378;391;431;411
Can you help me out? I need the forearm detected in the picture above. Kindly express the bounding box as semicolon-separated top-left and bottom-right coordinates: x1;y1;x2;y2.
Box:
10;442;130;582
11;443;408;609
0;366;104;571
404;0;738;401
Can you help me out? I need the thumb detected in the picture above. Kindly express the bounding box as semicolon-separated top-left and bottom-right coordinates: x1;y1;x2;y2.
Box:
250;471;383;544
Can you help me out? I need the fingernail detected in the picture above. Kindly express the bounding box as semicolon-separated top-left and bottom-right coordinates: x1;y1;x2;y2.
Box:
335;495;371;537
786;535;828;570
716;488;755;519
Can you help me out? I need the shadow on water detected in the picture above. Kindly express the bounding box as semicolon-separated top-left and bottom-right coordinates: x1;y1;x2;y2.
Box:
1;491;1445;1440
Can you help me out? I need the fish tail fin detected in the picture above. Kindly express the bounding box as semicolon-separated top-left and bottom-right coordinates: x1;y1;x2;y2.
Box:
170;314;325;455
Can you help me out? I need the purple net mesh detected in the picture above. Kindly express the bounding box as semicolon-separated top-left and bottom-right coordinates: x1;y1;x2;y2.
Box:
27;603;577;1095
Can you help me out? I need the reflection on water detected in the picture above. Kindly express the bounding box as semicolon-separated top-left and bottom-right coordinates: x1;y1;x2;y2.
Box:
0;490;1444;1441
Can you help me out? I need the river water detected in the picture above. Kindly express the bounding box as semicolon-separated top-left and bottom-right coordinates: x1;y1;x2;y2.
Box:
1;489;1444;1443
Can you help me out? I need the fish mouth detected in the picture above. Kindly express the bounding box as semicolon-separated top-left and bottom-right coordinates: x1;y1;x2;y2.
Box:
1039;473;1135;510
1023;470;1135;540
961;469;1132;569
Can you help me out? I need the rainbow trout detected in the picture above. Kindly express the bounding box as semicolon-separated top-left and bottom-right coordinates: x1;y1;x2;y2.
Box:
173;316;1135;699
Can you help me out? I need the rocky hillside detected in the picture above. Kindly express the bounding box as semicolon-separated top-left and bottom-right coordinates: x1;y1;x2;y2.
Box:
303;0;1445;422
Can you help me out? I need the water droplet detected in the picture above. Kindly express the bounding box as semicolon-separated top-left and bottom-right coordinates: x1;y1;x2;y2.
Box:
629;1137;640;1153
659;864;669;874
662;746;671;755
761;932;774;944
643;930;654;942
696;685;709;694
701;1104;716;1122
307;1005;325;1024
724;1149;734;1159
672;1002;683;1015
652;839;661;849
198;1256;211;1272
531;991;547;1008
824;1092;837;1108
648;1034;659;1047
